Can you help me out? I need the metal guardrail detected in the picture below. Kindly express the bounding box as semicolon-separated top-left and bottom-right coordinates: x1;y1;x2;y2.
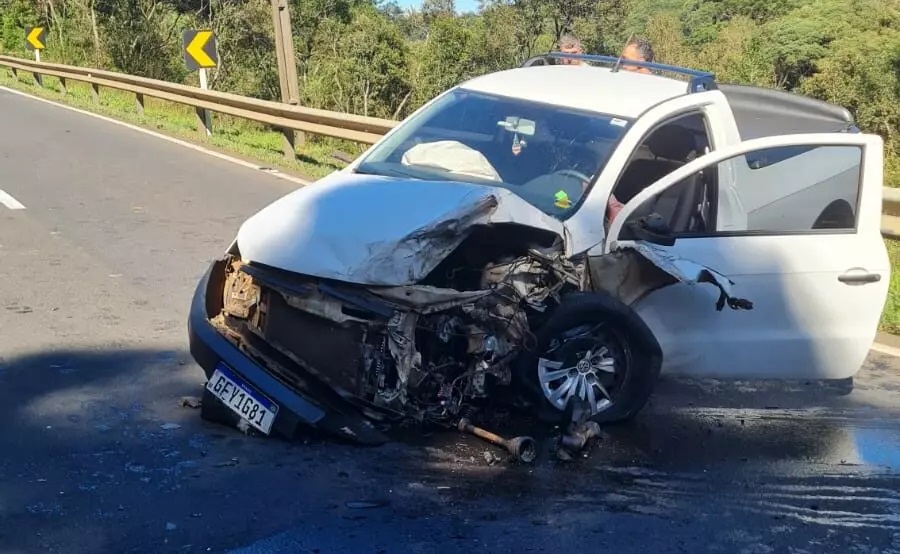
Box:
0;55;396;146
882;189;900;240
2;54;900;240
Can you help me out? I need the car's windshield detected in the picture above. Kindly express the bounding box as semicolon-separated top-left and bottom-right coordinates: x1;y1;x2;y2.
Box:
355;89;632;219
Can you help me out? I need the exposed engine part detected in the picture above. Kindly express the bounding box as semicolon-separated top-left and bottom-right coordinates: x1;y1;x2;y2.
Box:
559;421;603;453
221;260;260;320
458;417;537;464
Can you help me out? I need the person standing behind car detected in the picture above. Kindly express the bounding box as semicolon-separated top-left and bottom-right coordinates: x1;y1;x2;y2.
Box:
619;36;655;73
557;34;584;65
550;34;649;224
604;37;656;226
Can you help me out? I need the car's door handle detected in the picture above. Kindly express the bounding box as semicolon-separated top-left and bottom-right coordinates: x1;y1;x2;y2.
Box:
838;271;881;284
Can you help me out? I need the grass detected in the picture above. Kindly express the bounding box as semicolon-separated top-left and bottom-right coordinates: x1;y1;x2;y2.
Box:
0;67;366;181
3;66;900;334
881;239;900;335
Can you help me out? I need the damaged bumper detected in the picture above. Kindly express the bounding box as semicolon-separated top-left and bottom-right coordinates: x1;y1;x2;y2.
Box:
187;260;391;444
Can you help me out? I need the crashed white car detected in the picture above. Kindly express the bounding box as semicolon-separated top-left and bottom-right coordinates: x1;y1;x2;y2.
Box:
187;54;890;448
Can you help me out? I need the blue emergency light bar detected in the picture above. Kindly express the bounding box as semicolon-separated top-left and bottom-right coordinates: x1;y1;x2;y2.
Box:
520;53;717;94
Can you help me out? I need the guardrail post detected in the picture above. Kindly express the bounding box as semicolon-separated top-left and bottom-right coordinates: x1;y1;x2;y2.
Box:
90;82;100;104
58;76;67;94
281;129;295;160
196;106;212;137
135;93;144;116
272;0;304;154
9;67;17;80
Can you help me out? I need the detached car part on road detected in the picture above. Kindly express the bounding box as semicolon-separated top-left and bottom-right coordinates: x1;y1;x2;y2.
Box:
188;54;890;457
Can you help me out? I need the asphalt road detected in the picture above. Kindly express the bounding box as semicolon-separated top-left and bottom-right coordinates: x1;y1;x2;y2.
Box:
2;87;900;554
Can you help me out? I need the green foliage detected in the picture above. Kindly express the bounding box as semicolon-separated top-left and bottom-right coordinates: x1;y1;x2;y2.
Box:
0;0;40;56
411;15;485;106
98;0;187;81
5;0;900;185
305;4;411;117
204;0;280;100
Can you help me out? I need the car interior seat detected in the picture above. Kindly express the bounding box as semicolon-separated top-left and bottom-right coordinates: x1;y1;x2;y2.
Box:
614;124;706;236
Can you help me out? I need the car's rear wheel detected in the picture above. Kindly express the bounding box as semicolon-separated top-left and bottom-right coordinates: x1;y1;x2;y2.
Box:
515;292;662;424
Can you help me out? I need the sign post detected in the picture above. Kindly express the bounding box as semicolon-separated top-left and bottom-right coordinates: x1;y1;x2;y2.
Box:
182;29;219;137
25;26;46;87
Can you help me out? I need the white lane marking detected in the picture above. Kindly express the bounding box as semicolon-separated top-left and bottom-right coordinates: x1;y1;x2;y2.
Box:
871;341;900;358
0;189;25;209
0;86;314;189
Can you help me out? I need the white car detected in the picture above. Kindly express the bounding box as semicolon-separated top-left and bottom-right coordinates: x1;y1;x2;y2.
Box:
187;54;890;446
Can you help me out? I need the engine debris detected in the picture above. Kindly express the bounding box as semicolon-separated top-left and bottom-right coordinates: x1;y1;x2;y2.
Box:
458;417;537;464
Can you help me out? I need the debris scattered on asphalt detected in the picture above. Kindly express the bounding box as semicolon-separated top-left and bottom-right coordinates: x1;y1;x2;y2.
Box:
457;418;536;464
160;423;182;431
236;419;254;435
556;399;605;460
483;451;501;465
565;420;602;451
555;448;574;462
180;396;202;409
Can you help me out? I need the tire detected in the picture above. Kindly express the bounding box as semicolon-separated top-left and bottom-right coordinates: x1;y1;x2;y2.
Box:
513;291;663;424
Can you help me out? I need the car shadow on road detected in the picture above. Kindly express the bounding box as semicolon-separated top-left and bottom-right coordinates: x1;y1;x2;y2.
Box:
0;346;560;552
2;346;900;553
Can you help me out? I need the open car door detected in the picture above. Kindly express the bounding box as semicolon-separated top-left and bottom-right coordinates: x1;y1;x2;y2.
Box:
602;133;890;381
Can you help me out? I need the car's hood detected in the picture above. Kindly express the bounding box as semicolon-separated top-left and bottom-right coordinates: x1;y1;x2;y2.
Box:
235;171;567;286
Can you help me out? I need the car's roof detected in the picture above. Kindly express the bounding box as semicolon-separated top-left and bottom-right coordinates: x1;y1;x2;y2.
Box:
458;65;691;119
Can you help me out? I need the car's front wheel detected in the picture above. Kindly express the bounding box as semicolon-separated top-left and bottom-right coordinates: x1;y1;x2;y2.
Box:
514;292;663;424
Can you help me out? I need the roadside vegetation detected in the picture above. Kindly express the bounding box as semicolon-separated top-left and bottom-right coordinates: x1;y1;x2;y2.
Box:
2;0;900;331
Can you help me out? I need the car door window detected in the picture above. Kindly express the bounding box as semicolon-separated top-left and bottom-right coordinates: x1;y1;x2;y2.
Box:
611;112;712;205
618;144;863;238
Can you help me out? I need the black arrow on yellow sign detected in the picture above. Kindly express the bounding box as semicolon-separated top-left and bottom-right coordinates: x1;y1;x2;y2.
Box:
25;26;46;51
183;29;218;70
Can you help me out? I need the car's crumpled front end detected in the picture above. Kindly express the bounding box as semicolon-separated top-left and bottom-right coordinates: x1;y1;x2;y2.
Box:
188;172;752;445
188;172;586;444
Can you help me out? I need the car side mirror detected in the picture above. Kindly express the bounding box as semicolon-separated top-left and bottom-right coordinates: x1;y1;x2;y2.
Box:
624;213;676;247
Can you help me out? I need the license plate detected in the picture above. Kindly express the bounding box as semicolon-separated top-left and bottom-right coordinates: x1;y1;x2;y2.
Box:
206;363;279;435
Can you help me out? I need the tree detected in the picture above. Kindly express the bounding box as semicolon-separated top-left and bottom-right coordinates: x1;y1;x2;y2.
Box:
0;0;40;56
304;4;412;118
97;0;186;80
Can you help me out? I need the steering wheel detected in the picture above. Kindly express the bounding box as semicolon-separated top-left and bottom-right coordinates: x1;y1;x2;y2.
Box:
551;169;592;183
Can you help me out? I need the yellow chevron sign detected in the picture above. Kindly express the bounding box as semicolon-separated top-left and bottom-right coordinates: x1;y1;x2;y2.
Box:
183;29;218;70
25;26;46;50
